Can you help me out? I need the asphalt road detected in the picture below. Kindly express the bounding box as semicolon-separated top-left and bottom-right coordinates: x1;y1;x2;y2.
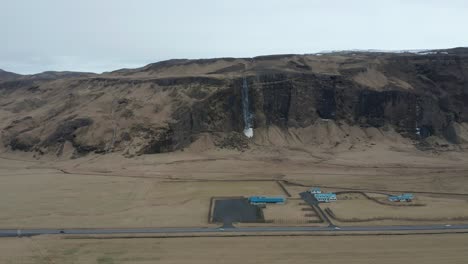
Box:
299;191;333;225
1;224;468;237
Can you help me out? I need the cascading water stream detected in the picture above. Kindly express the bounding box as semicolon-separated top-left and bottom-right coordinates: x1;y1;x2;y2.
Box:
241;76;253;138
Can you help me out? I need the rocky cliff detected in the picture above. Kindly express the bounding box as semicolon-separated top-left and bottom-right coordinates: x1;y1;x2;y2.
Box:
1;48;468;157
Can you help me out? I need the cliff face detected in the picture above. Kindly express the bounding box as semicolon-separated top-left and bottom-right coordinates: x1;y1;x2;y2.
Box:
1;48;468;157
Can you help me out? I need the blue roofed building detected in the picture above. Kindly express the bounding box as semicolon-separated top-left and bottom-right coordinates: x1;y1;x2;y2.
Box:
248;196;286;205
314;193;337;202
388;193;414;202
309;187;322;194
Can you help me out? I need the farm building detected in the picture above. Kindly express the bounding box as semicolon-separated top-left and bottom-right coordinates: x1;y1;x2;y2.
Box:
309;187;322;194
388;193;414;202
314;193;337;202
248;196;286;205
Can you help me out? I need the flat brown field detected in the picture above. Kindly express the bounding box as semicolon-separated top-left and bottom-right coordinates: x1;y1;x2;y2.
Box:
0;172;283;228
1;144;468;228
323;192;468;226
1;234;468;264
1;144;468;262
262;199;322;225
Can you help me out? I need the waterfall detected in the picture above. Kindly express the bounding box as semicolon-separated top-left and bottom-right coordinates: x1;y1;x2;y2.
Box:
241;76;253;138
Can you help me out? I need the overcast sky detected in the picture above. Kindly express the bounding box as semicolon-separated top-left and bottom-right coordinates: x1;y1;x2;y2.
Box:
1;0;467;74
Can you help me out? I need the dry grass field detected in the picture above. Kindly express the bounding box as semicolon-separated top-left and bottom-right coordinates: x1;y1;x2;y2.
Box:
262;199;322;225
1;144;468;263
323;193;468;225
1;234;468;264
1;144;468;229
34;145;468;195
0;160;284;228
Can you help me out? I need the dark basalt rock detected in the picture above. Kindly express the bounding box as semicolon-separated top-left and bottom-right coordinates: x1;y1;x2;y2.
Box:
9;135;40;151
355;90;418;128
259;74;294;127
155;82;245;153
140;128;174;154
142;67;467;153
316;89;336;120
44;118;93;145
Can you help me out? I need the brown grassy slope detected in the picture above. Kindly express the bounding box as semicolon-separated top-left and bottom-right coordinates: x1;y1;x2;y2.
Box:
1;49;468;158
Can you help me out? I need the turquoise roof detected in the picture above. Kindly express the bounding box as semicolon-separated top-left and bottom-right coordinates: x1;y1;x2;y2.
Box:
314;193;337;200
388;193;414;201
